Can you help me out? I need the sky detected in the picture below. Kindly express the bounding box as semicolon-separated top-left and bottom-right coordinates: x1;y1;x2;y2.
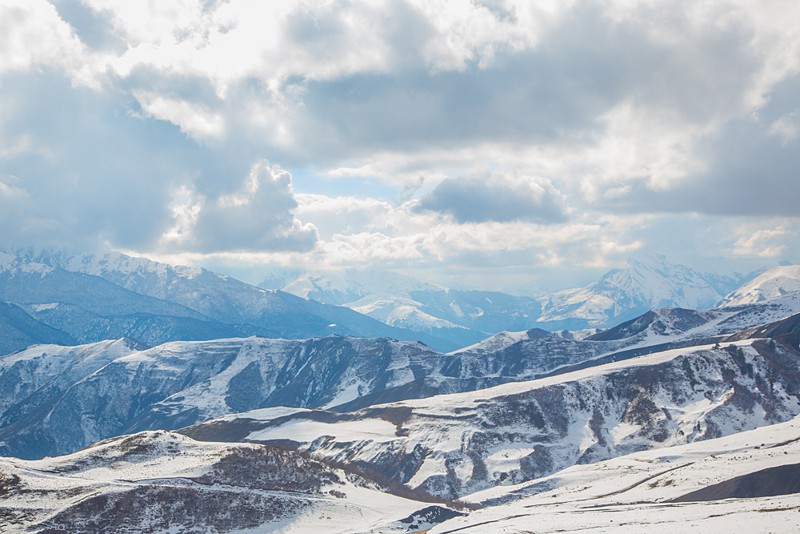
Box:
0;0;798;291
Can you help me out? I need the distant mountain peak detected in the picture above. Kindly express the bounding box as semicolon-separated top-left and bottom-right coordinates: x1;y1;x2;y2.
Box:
263;268;444;306
720;265;800;307
536;256;743;328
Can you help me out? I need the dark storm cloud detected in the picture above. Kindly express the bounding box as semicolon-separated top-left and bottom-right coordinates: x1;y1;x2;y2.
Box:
414;173;568;224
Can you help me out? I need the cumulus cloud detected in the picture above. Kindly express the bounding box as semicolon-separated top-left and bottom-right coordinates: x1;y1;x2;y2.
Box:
415;173;568;223
134;91;226;140
0;0;86;75
732;225;793;258
2;0;799;288
164;161;318;253
0;70;315;255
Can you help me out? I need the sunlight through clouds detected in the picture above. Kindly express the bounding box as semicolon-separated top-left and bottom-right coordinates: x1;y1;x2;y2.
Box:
0;0;798;287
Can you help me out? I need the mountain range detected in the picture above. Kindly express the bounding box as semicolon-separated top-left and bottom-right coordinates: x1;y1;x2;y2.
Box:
3;288;799;461
3;249;796;357
261;255;753;343
1;292;799;530
0;249;460;352
2;249;800;531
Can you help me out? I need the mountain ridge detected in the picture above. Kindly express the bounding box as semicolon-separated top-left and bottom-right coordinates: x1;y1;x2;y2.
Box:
0;248;461;353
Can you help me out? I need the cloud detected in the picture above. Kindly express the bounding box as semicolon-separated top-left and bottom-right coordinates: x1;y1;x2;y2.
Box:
732;225;792;258
586;102;800;217
134;90;226;140
295;194;397;239
768;110;800;144
414;173;568;223
164;161;318;253
0;0;86;75
2;0;799;289
0;70;315;255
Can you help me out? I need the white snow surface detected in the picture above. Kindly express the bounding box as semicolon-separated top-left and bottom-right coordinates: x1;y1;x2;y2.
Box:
721;265;800;306
430;415;800;533
0;430;433;533
249;418;397;443
350;294;465;331
536;255;738;325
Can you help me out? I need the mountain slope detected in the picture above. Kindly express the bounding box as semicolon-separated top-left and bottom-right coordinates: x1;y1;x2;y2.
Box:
3;293;799;460
0;430;450;533
0;336;445;458
0;319;681;460
428;415;800;533
720;265;800;306
0;300;75;356
185;328;800;500
1;249;459;351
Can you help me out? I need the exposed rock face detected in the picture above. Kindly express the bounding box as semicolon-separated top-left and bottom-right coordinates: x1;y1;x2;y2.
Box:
2;296;799;460
0;431;444;533
190;335;800;500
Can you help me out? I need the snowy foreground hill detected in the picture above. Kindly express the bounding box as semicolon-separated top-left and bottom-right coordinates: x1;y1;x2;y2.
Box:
1;287;800;531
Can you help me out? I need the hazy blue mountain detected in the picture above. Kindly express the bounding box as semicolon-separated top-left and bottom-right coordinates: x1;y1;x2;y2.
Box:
536;255;744;329
0;300;75;355
261;268;542;346
264;258;745;342
0;249;459;351
0;256;247;347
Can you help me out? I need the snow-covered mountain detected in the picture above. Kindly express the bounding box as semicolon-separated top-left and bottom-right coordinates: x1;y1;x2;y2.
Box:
264;257;747;342
190;325;800;500
0;430;456;533
0;249;460;352
720;264;800;306
429;415;800;532
262;268;543;346
0;331;623;459
0;336;439;458
2;291;800;530
536;255;743;328
3;292;799;460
